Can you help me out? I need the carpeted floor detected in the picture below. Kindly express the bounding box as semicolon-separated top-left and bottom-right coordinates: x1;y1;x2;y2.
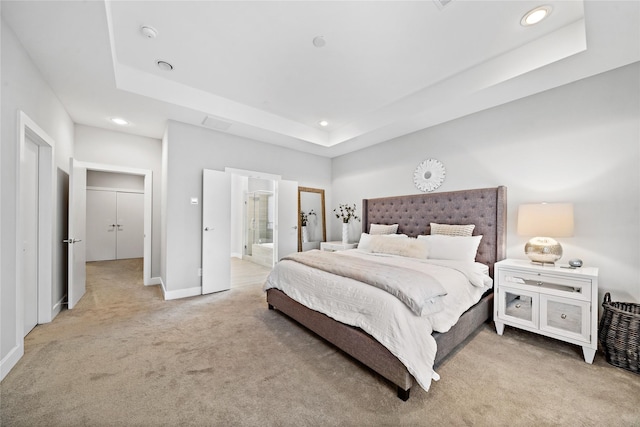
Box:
1;258;639;426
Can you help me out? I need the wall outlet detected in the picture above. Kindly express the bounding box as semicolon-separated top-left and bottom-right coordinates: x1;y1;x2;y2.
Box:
198;267;202;277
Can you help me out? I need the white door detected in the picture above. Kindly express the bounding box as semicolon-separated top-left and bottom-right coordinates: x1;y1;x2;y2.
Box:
202;169;231;294
67;158;87;309
21;137;39;335
86;190;144;261
86;190;117;261
277;179;298;261
116;192;145;259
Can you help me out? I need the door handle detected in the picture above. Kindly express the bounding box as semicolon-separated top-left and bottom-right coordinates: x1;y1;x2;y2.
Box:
204;227;213;231
292;226;297;230
63;238;82;244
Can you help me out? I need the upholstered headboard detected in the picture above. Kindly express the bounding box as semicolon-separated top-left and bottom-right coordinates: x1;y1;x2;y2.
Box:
362;186;507;277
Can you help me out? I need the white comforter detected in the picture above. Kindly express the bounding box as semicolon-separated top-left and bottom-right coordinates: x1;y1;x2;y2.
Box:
263;249;492;391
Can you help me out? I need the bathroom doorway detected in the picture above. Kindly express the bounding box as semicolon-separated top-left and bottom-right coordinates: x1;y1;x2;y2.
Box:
243;179;275;268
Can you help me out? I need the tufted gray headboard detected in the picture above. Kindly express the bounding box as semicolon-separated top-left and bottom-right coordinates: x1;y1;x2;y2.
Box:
362;186;507;277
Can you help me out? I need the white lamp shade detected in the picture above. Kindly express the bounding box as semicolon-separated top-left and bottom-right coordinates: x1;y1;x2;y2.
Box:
517;203;574;237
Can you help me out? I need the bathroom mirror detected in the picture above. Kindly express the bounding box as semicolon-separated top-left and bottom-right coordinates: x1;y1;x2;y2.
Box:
298;187;326;251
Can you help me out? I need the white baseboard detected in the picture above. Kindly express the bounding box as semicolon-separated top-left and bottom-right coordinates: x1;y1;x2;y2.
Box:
1;342;24;381
163;286;201;300
145;276;162;286
51;296;65;319
159;278;201;300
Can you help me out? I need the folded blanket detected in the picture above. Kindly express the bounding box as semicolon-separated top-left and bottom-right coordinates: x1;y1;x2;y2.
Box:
282;250;447;316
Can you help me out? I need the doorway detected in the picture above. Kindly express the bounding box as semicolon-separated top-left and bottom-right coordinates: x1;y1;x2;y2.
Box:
17;112;55;335
67;161;153;310
201;168;297;294
243;183;275;268
21;135;40;336
86;171;145;262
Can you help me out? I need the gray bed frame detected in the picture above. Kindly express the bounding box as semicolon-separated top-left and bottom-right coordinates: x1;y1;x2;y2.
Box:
267;186;507;400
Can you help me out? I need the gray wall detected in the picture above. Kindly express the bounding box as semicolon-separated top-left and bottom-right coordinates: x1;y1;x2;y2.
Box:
74;125;162;278
1;19;75;369
162;120;332;293
332;63;640;303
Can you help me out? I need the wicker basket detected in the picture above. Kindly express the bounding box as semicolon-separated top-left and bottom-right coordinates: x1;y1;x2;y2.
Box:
598;292;640;374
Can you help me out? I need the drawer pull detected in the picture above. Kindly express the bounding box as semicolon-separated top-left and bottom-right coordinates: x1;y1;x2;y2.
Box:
561;314;567;319
515;303;522;308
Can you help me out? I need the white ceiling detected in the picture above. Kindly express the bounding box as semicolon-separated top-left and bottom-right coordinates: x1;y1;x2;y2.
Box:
2;1;639;157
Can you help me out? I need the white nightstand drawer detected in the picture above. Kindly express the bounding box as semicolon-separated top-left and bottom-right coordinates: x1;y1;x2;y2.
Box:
497;286;539;329
499;269;591;301
540;295;591;343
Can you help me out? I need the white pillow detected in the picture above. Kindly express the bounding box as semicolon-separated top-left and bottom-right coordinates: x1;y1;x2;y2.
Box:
430;222;475;237
369;223;399;235
417;234;483;261
369;236;428;259
357;232;407;251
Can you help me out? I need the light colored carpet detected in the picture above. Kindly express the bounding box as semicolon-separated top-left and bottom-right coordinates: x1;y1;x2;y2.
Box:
1;258;639;426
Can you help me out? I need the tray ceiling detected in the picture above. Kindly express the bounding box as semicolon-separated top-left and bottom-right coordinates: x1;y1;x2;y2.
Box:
2;1;639;157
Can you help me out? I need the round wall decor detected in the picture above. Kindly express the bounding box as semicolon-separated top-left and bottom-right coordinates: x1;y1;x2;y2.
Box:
413;159;446;192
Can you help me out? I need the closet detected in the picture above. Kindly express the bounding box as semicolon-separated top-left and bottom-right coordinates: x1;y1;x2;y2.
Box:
86;171;144;262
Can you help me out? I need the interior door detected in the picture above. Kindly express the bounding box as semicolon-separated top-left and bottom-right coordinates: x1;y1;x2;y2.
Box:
22;136;39;335
67;158;86;309
277;179;298;261
86;190;117;262
115;192;145;259
202;169;231;294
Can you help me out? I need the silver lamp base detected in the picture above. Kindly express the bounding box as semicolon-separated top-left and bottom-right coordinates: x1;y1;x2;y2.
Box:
524;237;562;265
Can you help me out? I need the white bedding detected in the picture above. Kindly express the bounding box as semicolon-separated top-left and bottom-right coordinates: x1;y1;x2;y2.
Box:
263;249;492;391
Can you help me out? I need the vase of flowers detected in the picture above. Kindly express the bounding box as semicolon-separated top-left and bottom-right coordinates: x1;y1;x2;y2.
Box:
300;210;316;243
334;203;360;244
340;224;349;244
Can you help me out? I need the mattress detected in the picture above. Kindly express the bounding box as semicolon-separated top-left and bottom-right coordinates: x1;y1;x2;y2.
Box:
264;249;492;391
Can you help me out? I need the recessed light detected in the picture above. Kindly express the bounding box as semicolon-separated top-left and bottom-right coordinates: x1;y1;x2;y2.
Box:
140;26;158;39
312;36;326;48
521;5;552;26
110;117;129;126
319;120;329;127
156;60;174;71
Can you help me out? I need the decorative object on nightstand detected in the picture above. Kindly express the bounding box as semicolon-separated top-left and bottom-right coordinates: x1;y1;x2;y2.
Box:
334;203;360;244
568;259;583;268
493;259;599;363
517;202;574;265
413;159;445;192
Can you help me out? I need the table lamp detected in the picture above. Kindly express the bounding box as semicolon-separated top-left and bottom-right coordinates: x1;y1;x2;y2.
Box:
517;202;574;265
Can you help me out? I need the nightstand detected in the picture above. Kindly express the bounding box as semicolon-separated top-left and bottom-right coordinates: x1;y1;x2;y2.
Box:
494;259;599;363
320;241;358;252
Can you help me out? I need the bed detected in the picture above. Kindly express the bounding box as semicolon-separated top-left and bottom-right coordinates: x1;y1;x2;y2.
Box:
265;186;506;400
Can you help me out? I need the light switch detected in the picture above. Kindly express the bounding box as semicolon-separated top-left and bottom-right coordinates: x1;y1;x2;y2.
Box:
190;197;198;205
